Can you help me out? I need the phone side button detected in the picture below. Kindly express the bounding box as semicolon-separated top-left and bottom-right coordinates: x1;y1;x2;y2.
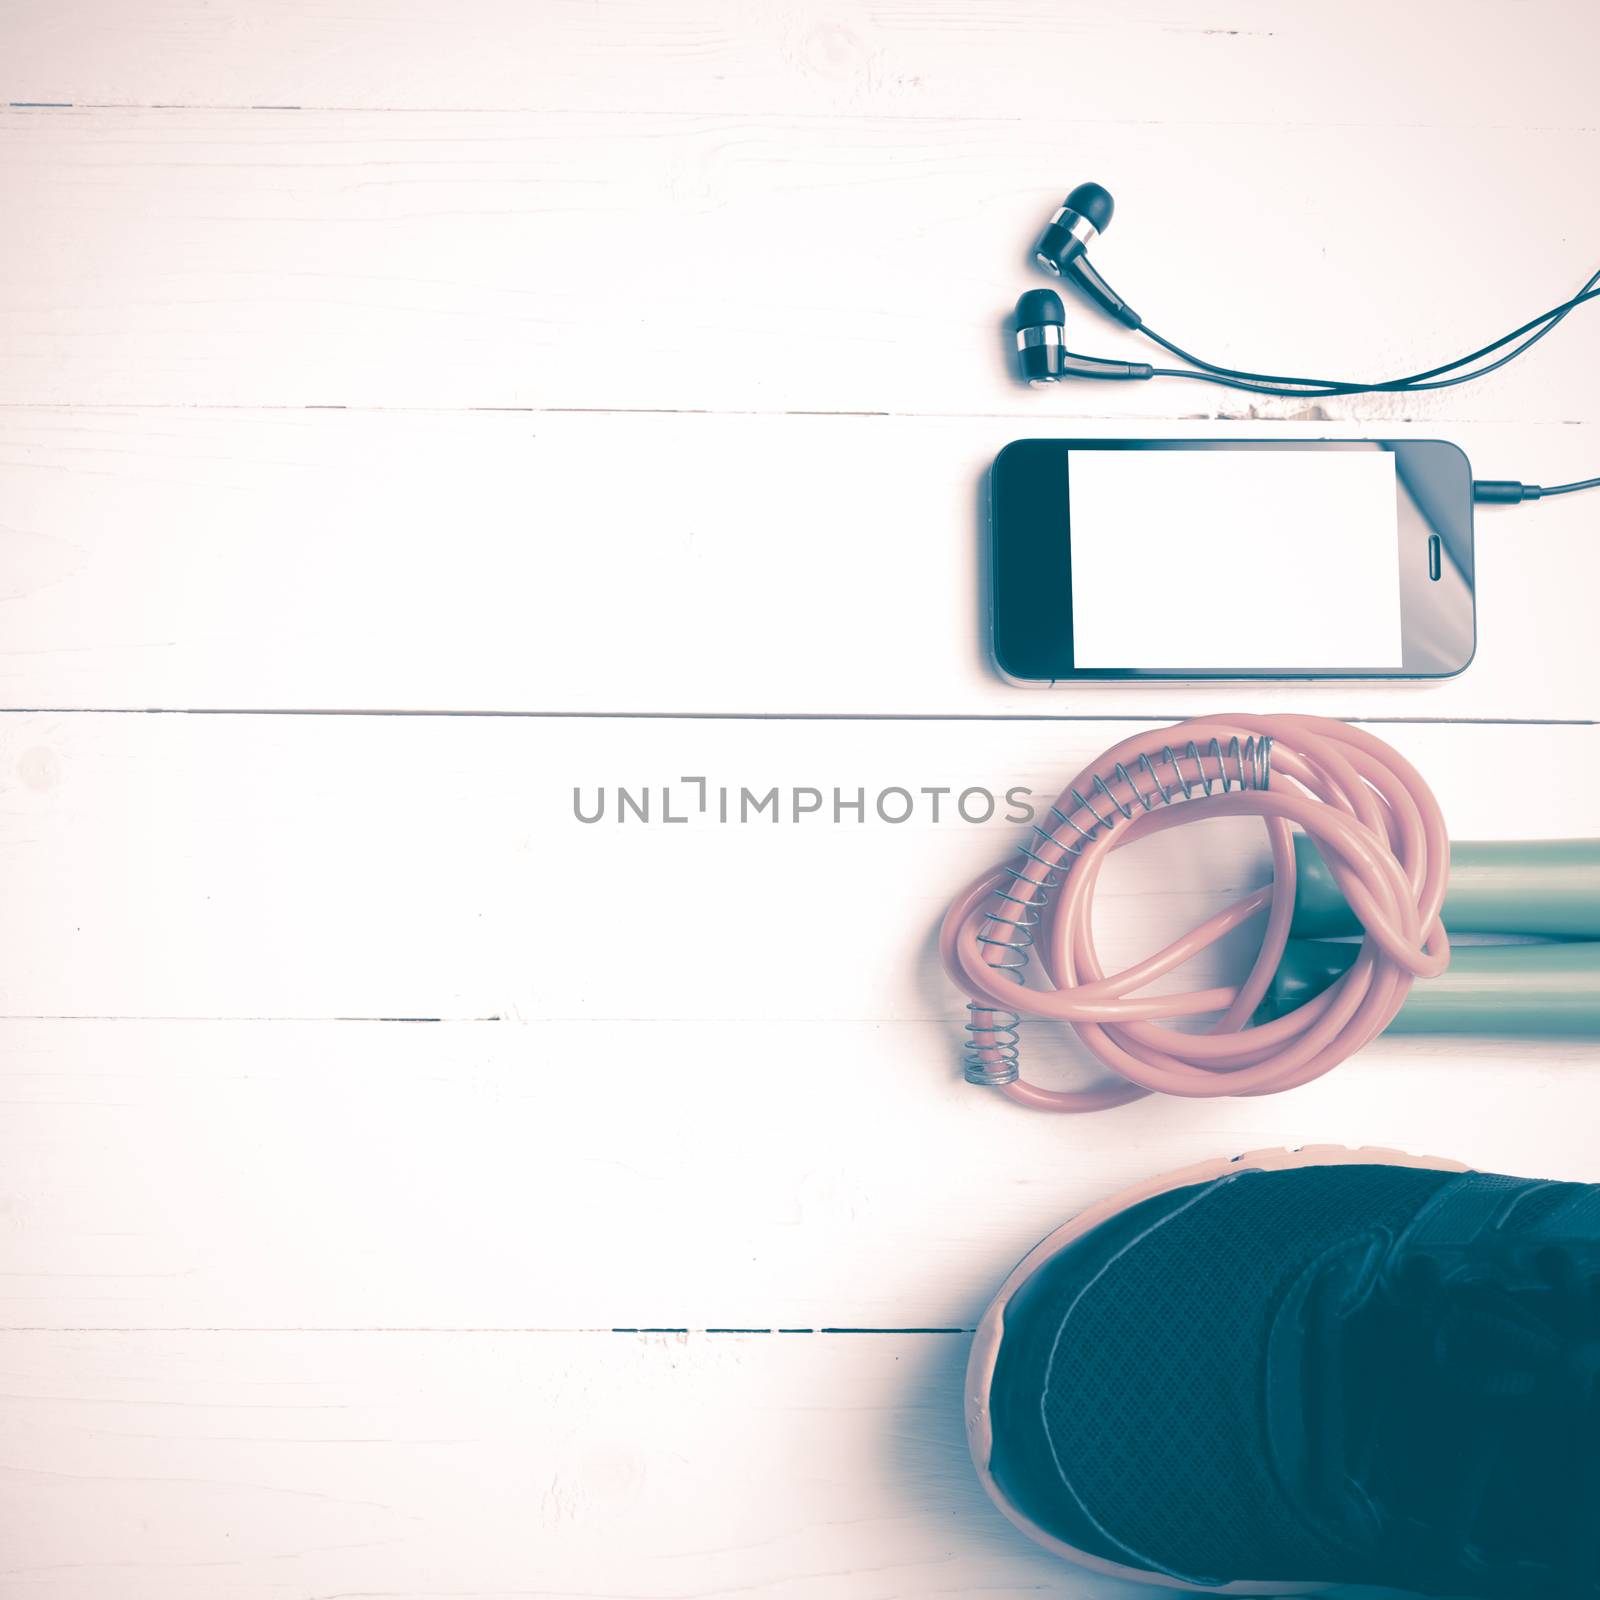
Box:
1428;533;1442;581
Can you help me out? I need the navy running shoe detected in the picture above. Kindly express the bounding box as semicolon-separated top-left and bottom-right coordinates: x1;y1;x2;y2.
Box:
968;1147;1600;1597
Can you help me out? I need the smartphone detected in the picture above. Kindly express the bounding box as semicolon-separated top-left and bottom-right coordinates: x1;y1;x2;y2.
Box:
990;439;1475;682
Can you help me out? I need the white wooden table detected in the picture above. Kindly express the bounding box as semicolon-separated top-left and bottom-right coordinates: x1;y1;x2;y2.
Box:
1;5;1596;1595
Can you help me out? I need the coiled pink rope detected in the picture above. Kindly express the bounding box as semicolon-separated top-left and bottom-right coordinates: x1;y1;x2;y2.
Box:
940;714;1450;1112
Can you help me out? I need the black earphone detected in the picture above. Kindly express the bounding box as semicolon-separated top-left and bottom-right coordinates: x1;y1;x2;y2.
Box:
1030;182;1142;330
1014;289;1152;383
1015;181;1600;402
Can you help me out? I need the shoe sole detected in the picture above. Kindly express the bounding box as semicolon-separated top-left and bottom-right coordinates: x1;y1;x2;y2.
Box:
965;1143;1469;1594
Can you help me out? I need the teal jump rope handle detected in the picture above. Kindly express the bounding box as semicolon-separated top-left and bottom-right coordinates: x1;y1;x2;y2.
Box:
1262;940;1600;1036
1290;836;1600;940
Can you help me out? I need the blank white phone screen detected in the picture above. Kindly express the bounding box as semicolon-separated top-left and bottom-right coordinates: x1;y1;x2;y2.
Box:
1067;449;1403;669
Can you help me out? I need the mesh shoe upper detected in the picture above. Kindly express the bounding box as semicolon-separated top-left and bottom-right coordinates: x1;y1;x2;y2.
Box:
986;1161;1600;1596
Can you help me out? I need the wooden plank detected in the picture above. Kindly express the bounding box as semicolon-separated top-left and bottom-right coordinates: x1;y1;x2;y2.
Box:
2;0;1591;128
4;1016;1598;1333
0;409;1592;717
0;109;1595;420
0;1328;1077;1600
0;715;1592;1021
0;716;1593;1330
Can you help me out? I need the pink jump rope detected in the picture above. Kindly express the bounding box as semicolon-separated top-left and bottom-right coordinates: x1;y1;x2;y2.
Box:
941;714;1450;1112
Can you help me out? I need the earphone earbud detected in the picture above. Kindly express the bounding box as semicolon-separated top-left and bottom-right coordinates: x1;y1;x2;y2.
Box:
1014;288;1068;382
1013;289;1153;384
1034;182;1143;329
1032;182;1114;275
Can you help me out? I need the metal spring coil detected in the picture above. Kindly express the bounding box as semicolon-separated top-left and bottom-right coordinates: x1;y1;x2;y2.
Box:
963;735;1272;1085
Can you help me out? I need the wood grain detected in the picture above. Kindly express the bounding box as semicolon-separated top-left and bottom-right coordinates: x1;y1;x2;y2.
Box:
0;715;1591;1021
1;3;1596;1594
0;109;1595;422
0;409;1593;717
0;716;1594;1334
3;0;1591;128
0;1328;1095;1600
5;1016;1599;1334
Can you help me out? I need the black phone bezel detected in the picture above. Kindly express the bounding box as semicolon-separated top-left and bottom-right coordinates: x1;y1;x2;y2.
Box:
990;437;1476;683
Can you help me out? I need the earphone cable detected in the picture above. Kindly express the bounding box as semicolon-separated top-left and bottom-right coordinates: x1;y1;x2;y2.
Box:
1474;474;1600;503
1136;273;1600;398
